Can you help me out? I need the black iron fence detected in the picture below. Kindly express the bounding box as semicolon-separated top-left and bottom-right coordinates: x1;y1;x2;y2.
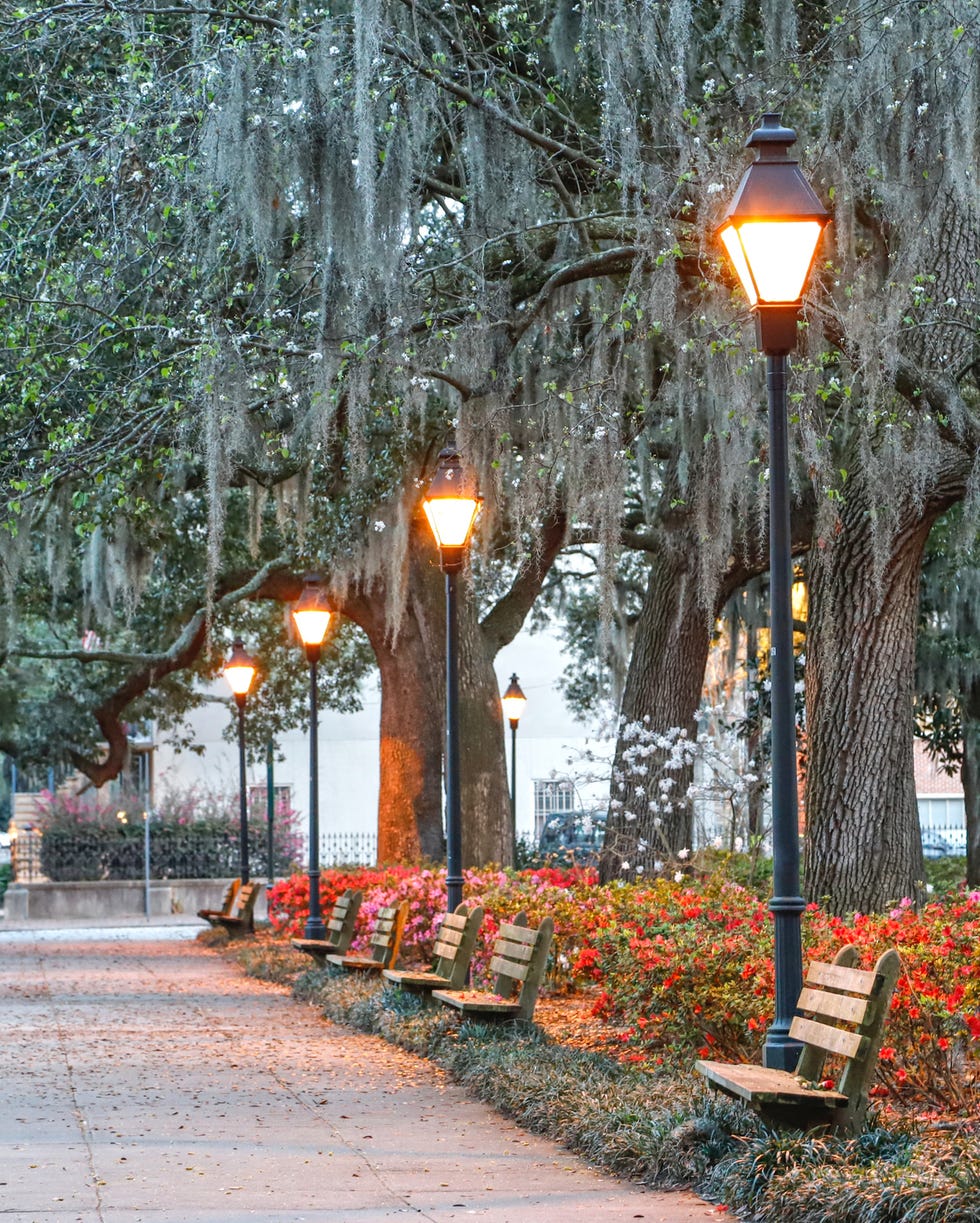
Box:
19;821;296;883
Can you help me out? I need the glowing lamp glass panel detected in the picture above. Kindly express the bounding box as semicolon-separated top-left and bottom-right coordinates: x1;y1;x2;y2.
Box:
223;660;256;697
422;496;480;549
501;692;527;724
720;220;824;305
292;607;332;648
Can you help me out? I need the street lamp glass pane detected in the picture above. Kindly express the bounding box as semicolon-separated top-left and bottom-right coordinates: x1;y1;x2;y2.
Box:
501;693;527;723
720;222;759;305
292;607;332;647
726;220;824;304
223;661;255;696
422;497;480;548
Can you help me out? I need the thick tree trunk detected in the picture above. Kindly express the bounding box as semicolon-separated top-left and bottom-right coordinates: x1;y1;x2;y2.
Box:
373;622;447;863
407;532;515;869
599;546;713;882
962;679;980;889
804;501;933;914
459;592;514;866
341;545;445;863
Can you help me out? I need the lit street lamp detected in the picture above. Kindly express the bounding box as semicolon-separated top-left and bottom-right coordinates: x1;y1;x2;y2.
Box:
718;113;829;1072
291;574;333;940
423;447;481;912
714;110;831;1071
222;638;257;888
501;674;527;861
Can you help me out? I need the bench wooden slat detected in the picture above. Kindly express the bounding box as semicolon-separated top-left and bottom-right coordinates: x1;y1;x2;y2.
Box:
437;921;466;941
789;1016;866;1060
489;954;531;981
696;1061;847;1108
806;961;878;993
500;922;539;945
494;939;535;964
432;989;521;1015
797;986;869;1026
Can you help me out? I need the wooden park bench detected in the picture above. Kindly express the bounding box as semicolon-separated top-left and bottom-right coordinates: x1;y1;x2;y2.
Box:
213;880;263;939
197;878;241;927
291;889;363;967
696;945;900;1135
433;911;554;1022
382;903;484;997
325;900;409;973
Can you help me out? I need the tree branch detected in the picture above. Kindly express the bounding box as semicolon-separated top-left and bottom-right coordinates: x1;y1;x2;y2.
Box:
56;556;296;787
480;508;569;654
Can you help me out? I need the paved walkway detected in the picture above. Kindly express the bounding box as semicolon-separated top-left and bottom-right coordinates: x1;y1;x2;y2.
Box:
0;921;721;1222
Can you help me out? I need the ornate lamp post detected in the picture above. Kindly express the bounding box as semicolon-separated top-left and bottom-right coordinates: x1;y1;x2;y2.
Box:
718;113;830;1071
222;638;257;887
500;673;527;860
291;574;333;940
422;447;481;912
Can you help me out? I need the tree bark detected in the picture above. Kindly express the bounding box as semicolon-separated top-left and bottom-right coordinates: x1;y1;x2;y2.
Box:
340;534;445;864
804;498;935;914
598;545;713;881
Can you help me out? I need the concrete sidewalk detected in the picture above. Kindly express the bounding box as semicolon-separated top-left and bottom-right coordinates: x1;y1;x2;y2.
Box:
1;926;722;1222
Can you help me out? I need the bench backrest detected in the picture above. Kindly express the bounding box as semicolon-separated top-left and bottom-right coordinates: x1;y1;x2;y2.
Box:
219;878;242;915
366;900;408;968
793;945;900;1128
489;911;555;1021
326;889;363;954
432;903;485;988
229;881;262;925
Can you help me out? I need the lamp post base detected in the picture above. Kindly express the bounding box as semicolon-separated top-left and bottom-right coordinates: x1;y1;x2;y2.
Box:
304;869;326;941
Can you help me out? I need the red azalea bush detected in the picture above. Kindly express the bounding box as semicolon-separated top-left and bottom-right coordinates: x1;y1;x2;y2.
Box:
269;864;980;1106
583;877;980;1106
268;862;599;983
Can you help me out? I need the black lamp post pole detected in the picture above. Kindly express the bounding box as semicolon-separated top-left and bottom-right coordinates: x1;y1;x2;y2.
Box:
266;739;275;889
304;646;326;940
509;719;518;832
235;694;250;886
444;565;463;914
763;347;805;1070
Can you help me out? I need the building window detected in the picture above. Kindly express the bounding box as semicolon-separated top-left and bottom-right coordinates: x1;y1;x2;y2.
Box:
917;796;966;852
248;784;293;816
533;778;576;840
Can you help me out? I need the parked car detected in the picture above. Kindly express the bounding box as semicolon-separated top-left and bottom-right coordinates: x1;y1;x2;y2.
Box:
537;811;606;863
921;833;953;859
